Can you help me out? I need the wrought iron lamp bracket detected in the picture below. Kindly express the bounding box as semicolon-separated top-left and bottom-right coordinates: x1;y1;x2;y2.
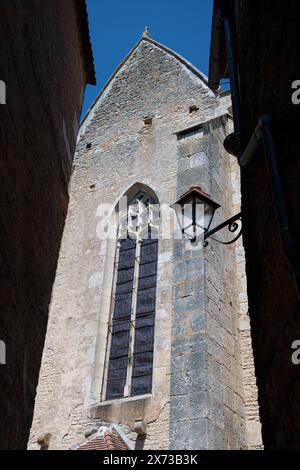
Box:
203;212;242;246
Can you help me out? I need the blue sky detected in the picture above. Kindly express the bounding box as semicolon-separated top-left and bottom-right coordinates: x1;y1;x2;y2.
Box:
82;0;214;117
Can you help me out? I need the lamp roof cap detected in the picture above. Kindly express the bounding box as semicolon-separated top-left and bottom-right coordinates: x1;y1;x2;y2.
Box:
176;186;220;208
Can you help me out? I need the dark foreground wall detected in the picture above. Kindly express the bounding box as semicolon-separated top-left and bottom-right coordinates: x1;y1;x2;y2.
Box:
0;0;94;449
235;0;300;449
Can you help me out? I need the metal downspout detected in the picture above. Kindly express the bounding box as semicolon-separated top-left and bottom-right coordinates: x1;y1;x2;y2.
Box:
240;116;300;300
217;8;244;156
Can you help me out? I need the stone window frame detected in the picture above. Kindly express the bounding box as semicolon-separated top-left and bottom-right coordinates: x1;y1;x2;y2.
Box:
101;191;159;401
84;184;160;410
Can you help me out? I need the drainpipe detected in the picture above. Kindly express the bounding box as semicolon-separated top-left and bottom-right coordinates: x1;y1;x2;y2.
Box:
214;9;300;300
217;8;244;156
239;116;300;300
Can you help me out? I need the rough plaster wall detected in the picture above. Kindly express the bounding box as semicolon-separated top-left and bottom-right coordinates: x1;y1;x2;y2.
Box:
0;0;87;449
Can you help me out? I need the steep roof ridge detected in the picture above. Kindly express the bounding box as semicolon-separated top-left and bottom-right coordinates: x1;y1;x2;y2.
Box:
103;430;115;450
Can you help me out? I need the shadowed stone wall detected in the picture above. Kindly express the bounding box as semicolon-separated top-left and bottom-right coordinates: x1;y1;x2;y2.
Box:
232;0;300;449
0;0;93;449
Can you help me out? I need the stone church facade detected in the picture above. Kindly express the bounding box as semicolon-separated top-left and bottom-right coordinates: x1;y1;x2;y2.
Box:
29;34;261;450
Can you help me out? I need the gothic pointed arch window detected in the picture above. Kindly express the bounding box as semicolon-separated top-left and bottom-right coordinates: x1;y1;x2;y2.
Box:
103;191;159;400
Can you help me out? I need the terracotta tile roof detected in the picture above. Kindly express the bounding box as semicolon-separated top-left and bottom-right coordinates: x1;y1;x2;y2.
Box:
71;427;129;451
176;186;220;209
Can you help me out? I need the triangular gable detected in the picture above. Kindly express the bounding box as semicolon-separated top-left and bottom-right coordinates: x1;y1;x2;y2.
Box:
81;35;215;127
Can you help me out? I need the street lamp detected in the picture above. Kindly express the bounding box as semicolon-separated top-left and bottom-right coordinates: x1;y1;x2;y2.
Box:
173;186;242;245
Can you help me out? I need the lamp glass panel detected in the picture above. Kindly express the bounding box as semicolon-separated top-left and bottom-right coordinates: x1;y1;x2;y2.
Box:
194;197;214;232
205;205;215;231
200;198;215;231
182;200;194;239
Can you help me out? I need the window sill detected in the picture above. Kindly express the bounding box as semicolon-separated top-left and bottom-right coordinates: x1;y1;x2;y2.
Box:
89;394;153;420
95;394;152;407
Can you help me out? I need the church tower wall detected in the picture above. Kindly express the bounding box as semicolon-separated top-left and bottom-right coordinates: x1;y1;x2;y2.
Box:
170;104;248;449
28;36;259;450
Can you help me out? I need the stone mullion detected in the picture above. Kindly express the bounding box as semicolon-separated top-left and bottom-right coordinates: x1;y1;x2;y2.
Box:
101;241;121;401
124;238;141;397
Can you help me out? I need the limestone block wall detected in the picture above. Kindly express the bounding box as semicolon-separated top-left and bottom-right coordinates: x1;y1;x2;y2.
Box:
203;120;246;450
230;152;263;450
169;100;250;449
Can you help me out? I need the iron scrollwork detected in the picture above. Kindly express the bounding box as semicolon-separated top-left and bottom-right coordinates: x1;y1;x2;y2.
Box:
204;212;242;245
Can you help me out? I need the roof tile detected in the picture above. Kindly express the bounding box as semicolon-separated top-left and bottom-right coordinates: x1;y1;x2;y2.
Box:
71;427;129;451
